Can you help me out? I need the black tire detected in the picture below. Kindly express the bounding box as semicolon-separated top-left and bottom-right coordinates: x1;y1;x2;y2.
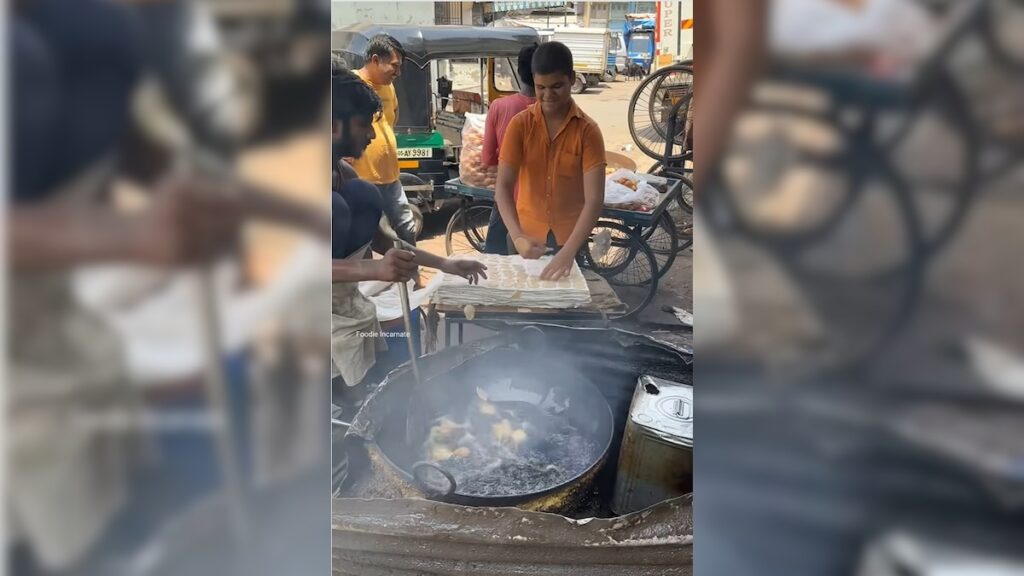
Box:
646;170;694;250
628;64;693;162
572;73;587;94
444;203;491;256
580;221;659;321
651;167;694;215
409;203;424;240
639;212;679;281
983;0;1024;71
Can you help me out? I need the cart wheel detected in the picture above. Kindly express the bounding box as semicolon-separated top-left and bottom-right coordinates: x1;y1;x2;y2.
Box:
444;203;491;255
585;219;655;284
639;213;679;281
653;167;694;215
581;221;659;321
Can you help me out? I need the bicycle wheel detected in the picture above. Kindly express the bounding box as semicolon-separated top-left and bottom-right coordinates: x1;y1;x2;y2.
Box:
628;64;693;161
444;203;492;255
581;221;659;321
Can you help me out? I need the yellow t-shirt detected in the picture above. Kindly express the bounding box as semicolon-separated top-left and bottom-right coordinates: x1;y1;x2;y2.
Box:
350;71;400;184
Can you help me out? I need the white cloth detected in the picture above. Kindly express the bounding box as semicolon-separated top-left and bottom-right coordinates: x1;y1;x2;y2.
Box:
72;238;330;384
359;275;440;323
331;243;387;386
8;156;133;570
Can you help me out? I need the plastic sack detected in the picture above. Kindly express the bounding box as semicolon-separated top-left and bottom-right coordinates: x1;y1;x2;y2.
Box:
459;113;497;189
770;0;938;66
605;180;645;205
605;168;659;210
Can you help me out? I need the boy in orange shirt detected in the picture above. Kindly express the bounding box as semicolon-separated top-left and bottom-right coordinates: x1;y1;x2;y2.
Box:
495;41;607;280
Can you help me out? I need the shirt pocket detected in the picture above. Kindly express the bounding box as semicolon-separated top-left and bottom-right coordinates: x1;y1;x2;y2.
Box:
556;152;582;178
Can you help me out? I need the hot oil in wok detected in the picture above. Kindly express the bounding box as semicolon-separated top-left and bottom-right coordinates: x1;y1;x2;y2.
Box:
423;394;599;497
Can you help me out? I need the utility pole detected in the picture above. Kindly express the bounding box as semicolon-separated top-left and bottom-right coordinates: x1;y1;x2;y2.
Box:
583;1;592;27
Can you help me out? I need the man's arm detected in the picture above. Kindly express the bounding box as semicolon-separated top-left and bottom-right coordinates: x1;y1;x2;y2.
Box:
562;167;605;256
331;251;414;283
693;0;766;191
370;223;486;279
241;183;331;238
564;123;607;256
494;117;545;258
538;167;604;280
540;124;606;280
495;163;522;239
11;176;241;270
11;205;142;269
120;126;330;237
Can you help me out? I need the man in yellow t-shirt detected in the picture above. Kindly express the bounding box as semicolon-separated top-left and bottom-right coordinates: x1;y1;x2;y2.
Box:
351;33;418;245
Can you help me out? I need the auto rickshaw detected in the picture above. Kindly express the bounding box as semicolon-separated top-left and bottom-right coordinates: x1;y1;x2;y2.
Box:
331;24;541;221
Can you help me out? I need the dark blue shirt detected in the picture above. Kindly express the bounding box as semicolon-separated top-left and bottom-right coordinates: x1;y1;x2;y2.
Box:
332;177;384;260
12;0;143;202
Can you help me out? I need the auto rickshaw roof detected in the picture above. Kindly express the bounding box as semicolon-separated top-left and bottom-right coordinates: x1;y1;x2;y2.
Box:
332;24;541;68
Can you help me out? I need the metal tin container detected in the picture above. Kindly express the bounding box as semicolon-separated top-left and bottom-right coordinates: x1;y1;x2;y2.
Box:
612;376;693;515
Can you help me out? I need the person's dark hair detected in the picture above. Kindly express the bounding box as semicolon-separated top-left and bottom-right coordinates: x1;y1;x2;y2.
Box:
518;44;538;88
332;53;382;123
532;41;574;78
365;33;405;63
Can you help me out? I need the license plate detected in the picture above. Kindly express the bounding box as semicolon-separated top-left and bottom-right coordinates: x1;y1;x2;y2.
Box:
397;147;433;159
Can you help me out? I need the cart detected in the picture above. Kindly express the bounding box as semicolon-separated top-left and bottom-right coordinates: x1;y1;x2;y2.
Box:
442;175;688;319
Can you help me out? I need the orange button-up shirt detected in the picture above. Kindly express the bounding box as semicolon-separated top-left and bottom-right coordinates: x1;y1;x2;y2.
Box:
498;100;606;245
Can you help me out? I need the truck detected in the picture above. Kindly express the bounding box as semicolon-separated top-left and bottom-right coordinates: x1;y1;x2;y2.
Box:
608;31;626;81
548;27;614;94
655;0;694;69
623;14;656;76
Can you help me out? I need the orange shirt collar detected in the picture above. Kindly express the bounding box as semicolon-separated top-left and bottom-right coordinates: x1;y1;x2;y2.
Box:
531;99;583;121
531;99;583;140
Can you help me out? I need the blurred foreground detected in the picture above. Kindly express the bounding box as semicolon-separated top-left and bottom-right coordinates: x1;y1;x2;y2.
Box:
696;0;1024;574
7;1;330;574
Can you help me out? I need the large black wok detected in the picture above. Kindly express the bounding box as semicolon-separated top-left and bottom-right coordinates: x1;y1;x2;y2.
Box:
373;331;615;511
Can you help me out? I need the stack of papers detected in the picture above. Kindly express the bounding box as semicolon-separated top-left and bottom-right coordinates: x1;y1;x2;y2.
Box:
433;253;591;309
